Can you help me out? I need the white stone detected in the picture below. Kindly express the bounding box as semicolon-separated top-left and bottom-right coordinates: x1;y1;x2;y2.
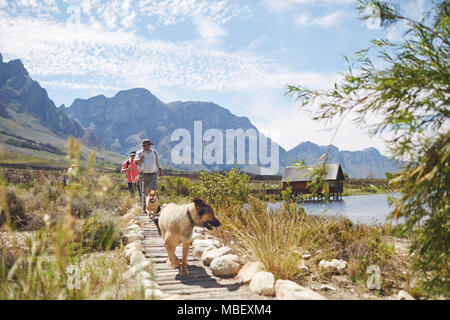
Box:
302;253;312;260
124;247;143;261
210;254;242;277
236;262;265;284
136;271;153;281
297;264;310;273
201;246;233;266
123;232;144;244
249;271;275;296
320;284;337;291
130;250;146;266
141;279;160;290
124;241;143;252
397;290;415;300
319;259;347;272
145;288;167;300
126;224;141;232
275;280;327;300
192;239;220;257
123;207;141;222
125;261;153;278
191;232;205;241
330;259;347;271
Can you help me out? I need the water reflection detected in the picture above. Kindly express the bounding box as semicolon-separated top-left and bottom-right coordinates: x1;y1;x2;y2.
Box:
266;193;401;225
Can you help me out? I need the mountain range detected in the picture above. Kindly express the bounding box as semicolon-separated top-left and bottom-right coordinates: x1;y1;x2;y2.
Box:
0;53;402;177
0;53;122;166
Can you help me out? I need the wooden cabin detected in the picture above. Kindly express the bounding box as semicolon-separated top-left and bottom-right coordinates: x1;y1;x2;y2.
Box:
281;164;345;200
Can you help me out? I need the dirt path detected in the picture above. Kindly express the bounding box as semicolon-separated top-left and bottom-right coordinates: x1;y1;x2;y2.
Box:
139;214;269;300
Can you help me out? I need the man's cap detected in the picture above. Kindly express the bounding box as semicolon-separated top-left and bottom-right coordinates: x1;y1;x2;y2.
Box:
130;151;136;156
142;139;154;145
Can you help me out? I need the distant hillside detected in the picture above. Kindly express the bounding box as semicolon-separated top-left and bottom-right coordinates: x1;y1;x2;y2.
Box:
286;141;402;178
0;53;402;177
0;53;123;166
65;89;292;174
65;88;402;177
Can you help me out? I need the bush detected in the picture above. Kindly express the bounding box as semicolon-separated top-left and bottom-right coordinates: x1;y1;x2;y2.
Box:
80;210;123;251
70;196;92;218
411;210;450;298
213;197;305;280
0;189;27;230
160;176;192;197
0;247;15;276
191;168;250;208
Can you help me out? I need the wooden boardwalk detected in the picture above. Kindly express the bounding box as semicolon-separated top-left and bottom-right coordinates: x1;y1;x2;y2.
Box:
139;214;268;300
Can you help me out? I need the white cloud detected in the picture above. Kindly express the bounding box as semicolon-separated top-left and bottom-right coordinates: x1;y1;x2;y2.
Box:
1;0;247;35
192;15;228;45
137;0;247;27
39;80;122;92
295;11;346;27
263;0;355;12
0;11;332;93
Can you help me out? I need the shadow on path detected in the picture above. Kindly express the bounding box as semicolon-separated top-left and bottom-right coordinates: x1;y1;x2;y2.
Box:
174;264;240;292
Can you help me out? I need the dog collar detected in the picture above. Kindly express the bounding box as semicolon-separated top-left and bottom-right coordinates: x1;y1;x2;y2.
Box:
186;209;195;226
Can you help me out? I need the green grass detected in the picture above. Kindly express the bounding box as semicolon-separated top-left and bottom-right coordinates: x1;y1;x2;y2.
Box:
0;150;63;165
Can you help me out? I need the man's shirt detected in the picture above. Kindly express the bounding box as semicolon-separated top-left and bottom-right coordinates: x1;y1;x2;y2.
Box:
136;148;161;173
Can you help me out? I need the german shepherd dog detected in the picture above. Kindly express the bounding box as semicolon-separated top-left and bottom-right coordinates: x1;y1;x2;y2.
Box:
145;190;159;219
157;198;221;276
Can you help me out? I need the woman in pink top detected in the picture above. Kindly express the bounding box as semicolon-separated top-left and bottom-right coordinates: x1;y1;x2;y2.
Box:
121;151;140;195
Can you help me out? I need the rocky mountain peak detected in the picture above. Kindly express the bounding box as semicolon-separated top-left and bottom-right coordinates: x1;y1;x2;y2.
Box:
0;53;104;148
6;59;29;77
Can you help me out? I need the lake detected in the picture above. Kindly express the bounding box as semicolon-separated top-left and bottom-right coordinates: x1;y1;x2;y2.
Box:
267;193;401;225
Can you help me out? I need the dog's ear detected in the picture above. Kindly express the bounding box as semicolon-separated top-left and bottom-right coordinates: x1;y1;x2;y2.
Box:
193;198;204;208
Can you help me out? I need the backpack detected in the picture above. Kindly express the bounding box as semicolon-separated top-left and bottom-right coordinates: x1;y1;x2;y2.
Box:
121;160;130;174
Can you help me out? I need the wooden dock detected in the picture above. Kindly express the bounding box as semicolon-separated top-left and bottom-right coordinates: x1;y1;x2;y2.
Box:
139;214;269;300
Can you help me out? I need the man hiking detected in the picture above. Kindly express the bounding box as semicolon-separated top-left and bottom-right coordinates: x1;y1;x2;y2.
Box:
121;150;140;196
135;139;162;213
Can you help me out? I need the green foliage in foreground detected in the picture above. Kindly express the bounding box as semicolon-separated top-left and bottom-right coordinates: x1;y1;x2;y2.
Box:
191;167;251;208
288;0;449;297
0;138;144;299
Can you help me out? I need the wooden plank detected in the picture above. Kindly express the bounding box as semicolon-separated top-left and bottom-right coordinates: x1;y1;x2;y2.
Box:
159;286;241;295
138;214;263;300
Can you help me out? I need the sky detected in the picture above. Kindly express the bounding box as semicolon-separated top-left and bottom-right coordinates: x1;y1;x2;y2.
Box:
0;0;430;155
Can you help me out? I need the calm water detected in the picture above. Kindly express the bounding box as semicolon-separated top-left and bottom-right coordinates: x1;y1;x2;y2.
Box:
267;193;400;225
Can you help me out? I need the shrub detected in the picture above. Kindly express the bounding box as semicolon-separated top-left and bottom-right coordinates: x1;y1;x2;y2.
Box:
191;168;250;208
214;197;304;280
70;196;92;218
80;210;123;251
161;176;192;197
23;212;46;231
0;246;15;276
0;189;27;230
